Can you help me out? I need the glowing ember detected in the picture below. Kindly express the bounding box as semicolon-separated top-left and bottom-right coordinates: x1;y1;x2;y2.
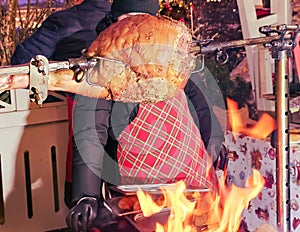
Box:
227;98;276;139
136;170;265;232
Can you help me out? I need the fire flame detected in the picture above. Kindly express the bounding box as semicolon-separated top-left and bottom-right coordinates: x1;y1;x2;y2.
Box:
136;170;265;232
208;169;265;232
227;98;276;140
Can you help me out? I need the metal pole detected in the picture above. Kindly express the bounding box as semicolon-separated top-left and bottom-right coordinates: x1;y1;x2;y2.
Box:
275;50;290;232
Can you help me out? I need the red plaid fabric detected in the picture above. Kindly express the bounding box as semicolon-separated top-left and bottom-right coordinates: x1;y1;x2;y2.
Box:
117;90;218;191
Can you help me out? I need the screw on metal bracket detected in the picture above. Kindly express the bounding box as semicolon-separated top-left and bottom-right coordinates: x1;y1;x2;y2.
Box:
29;87;42;106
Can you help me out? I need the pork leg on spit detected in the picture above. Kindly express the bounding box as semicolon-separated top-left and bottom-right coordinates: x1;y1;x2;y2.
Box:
0;14;195;104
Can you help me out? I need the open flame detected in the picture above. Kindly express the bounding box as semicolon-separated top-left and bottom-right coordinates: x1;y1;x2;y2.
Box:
227;98;276;140
136;170;265;232
134;98;275;231
137;181;197;232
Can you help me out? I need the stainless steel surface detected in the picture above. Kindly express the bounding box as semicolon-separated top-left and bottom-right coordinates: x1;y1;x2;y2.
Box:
112;183;209;196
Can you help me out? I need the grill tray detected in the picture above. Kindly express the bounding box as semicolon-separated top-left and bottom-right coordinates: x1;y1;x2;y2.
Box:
105;184;211;231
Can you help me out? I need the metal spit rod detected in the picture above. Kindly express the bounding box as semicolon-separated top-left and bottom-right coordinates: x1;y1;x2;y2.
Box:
0;58;88;76
191;35;283;54
0;56;93;106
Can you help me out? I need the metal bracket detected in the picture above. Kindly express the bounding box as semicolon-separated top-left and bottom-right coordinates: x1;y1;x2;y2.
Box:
29;55;49;107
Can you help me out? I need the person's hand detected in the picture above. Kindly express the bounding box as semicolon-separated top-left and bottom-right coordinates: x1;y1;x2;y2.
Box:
66;196;99;232
214;143;229;170
207;141;228;170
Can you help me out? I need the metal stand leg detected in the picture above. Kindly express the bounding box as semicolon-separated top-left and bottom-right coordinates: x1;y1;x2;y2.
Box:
275;50;291;232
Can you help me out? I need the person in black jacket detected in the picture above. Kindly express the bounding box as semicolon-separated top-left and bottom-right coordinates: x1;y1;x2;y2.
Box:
10;0;111;209
66;0;227;231
11;0;111;64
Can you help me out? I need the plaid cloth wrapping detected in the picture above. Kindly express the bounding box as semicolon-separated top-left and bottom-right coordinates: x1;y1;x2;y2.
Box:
117;90;218;191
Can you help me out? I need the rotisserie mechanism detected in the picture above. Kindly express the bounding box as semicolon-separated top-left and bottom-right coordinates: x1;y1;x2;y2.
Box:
0;14;195;103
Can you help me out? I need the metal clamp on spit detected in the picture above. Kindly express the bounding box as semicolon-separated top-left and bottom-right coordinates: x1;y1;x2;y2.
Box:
29;55;49;105
259;24;300;58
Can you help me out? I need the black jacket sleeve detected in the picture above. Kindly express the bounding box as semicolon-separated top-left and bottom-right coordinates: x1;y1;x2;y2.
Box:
10;0;111;64
11;13;80;64
72;95;112;202
184;78;225;149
